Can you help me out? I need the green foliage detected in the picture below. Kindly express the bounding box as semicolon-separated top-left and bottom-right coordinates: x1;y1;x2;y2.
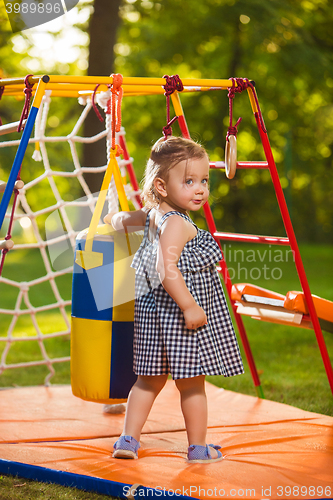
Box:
1;243;332;416
0;1;92;223
115;0;333;242
1;0;333;243
209;242;333;416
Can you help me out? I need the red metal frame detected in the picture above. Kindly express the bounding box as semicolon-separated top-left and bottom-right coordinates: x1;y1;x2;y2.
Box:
178;86;333;397
121;86;333;398
250;89;333;394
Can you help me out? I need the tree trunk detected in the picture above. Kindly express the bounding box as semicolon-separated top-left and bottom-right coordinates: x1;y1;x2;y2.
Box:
83;0;122;195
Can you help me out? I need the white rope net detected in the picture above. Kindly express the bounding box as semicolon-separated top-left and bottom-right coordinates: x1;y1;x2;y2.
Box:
0;90;140;385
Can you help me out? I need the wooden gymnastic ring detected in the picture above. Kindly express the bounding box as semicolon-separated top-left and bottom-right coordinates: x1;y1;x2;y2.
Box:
225;135;237;179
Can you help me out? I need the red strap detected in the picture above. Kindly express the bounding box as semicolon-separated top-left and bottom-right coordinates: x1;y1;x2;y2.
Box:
0;83;4;127
92;84;104;122
162;75;184;139
90;75;124;157
0;175;21;277
17;74;34;132
226;78;267;140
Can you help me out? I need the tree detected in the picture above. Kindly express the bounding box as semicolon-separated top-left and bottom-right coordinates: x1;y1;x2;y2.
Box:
82;0;123;195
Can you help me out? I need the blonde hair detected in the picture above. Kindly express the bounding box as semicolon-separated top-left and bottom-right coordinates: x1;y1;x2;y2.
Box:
141;136;208;208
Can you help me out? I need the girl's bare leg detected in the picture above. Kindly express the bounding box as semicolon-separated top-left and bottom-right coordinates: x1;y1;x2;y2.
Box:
175;375;218;458
122;374;168;442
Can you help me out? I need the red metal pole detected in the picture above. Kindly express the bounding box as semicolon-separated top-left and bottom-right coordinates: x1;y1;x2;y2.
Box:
251;89;333;395
214;231;290;246
177;115;191;140
118;133;143;208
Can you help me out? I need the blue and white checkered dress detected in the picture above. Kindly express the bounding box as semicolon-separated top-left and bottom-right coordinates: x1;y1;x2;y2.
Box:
131;210;244;380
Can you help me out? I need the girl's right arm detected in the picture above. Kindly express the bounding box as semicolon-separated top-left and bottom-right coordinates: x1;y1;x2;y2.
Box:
103;208;148;232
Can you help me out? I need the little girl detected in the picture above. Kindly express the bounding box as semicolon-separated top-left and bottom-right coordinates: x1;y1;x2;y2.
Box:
104;136;244;463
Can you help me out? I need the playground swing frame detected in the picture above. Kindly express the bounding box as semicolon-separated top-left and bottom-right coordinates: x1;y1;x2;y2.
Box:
0;74;332;398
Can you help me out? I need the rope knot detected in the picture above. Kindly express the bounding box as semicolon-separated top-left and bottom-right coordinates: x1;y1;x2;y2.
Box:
226;117;242;141
18;74;34;132
110;144;123;158
23;74;34;95
163;74;184;96
227;78;267;134
162;75;183;140
111;73;123;93
228;77;251;99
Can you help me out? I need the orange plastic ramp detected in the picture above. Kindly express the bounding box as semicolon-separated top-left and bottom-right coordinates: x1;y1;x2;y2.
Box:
231;283;285;302
0;382;332;500
231;283;333;332
232;283;333;322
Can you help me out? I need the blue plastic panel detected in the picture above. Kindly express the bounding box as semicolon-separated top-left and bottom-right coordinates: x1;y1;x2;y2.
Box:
71;238;114;321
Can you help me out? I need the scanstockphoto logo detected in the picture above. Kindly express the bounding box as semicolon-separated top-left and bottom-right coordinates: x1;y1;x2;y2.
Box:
2;0;80;32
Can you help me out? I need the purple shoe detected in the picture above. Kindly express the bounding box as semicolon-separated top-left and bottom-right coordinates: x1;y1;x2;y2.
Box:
187;444;223;464
113;435;140;459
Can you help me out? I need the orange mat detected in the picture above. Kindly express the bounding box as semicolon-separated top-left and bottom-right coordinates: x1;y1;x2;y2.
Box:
0;382;332;499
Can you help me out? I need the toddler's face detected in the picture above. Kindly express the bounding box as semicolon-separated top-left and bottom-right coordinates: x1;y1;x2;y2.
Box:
165;157;210;213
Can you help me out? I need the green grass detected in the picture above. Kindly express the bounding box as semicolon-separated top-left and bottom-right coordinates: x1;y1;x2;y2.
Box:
0;475;114;500
0;243;332;498
0;247;72;387
209;242;333;416
1;243;332;408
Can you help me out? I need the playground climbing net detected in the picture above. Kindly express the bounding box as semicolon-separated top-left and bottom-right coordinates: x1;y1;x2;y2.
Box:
0;89;140;384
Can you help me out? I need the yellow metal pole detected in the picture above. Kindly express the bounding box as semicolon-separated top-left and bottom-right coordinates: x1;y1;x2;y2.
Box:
31;75;49;109
0;76;45;87
46;75;236;88
1;75;247;91
247;87;258;114
170;92;184;117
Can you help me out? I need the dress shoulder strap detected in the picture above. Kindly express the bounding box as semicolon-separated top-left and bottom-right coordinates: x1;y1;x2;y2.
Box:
156;211;197;236
143;210;151;239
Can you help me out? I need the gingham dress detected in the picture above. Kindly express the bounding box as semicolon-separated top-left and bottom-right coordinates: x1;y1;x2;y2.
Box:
131;210;244;380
